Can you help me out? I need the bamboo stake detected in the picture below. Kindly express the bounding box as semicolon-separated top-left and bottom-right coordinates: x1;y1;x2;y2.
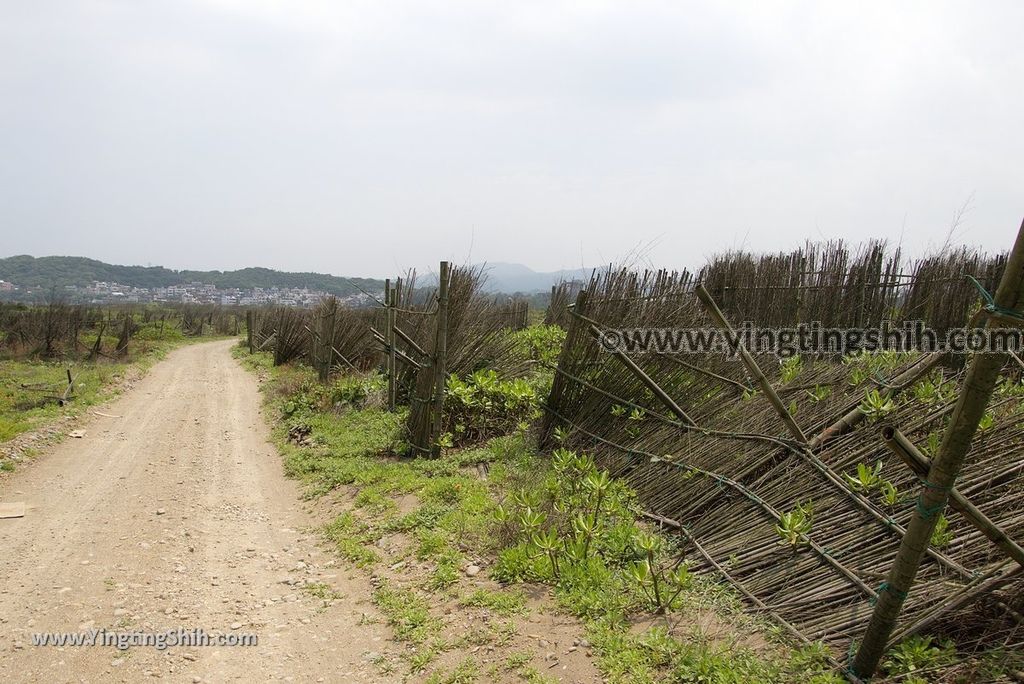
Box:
246;310;254;354
331;345;358;372
393;324;429;359
369;328;421;370
385;279;396;411
694;283;808;443
58;369;74;406
851;217;1024;679
560;304;698;427
585;322;696;428
882;426;1024;569
807;353;947;450
257;330;276;351
430;261;450;458
655;352;753;394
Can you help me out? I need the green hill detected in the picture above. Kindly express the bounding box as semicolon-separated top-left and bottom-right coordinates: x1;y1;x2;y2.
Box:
0;255;384;296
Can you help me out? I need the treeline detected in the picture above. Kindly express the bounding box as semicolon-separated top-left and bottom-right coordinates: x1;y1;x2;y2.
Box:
0;255;384;297
0;302;241;360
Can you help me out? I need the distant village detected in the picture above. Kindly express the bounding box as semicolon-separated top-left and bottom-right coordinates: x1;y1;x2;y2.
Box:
0;279;379;308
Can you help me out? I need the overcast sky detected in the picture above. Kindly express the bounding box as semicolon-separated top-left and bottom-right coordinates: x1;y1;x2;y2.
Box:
1;1;1021;278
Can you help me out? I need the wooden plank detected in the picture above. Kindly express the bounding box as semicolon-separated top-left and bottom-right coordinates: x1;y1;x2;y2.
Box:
0;502;26;519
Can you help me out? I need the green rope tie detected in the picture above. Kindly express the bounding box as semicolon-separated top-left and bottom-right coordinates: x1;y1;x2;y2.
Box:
915;494;947;520
967;275;1024;321
872;371;901;388
869;581;909;605
917;477;954;492
845;641;869;682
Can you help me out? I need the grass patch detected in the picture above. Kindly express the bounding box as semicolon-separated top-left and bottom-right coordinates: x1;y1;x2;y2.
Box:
425;656;480;684
372;581;440;645
323;512;379;567
459;588;527;616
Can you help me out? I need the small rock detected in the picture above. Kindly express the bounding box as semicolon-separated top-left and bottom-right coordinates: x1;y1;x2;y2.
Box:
464;564;481;577
156;509;166;516
230;622;242;630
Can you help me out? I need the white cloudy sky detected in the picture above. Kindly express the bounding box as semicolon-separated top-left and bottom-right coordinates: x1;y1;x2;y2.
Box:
1;1;1021;277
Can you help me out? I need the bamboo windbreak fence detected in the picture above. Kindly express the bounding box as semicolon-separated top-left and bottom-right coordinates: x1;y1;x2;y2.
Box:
401;264;529;454
540;242;1022;668
248;263;536;454
241;240;1024;677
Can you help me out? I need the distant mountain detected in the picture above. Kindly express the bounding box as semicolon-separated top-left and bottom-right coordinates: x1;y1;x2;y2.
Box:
0;255;384;297
476;262;592;294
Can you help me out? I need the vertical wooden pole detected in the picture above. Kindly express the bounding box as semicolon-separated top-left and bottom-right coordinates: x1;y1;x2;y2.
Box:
317;300;335;382
850;218;1024;680
385;279;396;411
389;287;398;410
327;300;336;379
430;261;450;457
246;310;254;354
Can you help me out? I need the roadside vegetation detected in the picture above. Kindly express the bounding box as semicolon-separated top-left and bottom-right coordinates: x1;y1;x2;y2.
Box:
235;325;844;684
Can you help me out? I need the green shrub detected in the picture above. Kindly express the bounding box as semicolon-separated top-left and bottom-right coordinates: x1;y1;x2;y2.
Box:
509;324;567;365
442;369;541;446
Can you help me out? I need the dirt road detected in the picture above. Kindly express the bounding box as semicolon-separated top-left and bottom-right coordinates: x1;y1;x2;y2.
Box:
0;340;389;683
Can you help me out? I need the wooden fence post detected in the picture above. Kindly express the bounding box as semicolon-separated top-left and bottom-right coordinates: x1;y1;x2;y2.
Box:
392;278;402;407
246;310;254;354
385;279;396;411
430;261;450;457
850;218;1024;680
317;300;336;382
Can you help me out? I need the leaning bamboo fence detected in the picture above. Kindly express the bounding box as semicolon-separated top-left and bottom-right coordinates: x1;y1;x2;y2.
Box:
541;242;1022;669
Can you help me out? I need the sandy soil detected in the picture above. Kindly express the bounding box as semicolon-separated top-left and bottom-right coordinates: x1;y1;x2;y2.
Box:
0;340;391;683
